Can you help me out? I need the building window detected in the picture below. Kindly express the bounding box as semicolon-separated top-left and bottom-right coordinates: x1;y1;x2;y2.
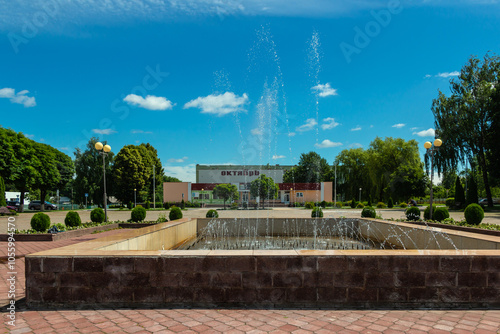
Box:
296;192;303;198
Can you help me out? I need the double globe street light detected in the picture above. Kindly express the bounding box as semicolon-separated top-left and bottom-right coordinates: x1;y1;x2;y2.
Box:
95;142;111;222
424;138;443;221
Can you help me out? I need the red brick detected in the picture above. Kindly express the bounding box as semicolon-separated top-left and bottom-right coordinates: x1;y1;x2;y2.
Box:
348;288;377;302
317;257;348;272
458;273;487;287
378;257;409;272
426;272;457;287
317;287;347;302
73;257;104;272
43;257;72;273
272;272;302;288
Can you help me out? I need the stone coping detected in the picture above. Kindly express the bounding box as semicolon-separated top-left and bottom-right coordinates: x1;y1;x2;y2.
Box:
26;218;500;258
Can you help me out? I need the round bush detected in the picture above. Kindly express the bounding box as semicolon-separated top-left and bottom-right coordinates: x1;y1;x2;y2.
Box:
423;205;438;220
376;202;387;209
350;200;357;208
64;211;82;227
131;205;147;222
305;202;315;209
361;206;376;218
31;212;51;232
446;197;455;208
311;207;323;218
406;206;421;221
388;197;394;208
464;203;484;225
356;202;365;209
433;207;450;222
169;206;183;221
399;202;408;208
206;209;219;218
90;207;105;223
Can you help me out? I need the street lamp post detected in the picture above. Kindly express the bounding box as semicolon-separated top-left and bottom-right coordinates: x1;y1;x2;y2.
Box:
359;187;362;204
290;188;293;206
424;138;443;221
94;142;111;222
201;188;204;208
334;163;337;208
134;188;136;208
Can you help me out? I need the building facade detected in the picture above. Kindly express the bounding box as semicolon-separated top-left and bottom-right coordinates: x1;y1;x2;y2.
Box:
163;165;332;206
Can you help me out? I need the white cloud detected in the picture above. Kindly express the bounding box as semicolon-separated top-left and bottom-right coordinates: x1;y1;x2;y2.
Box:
315;140;343;148
272;155;286;160
251;128;263;135
349;143;363;148
321;117;340;130
311;83;338;97
131;129;153;134
288;132;296;137
184;92;248;116
410;127;419;131
123;94;173;110
296;118;317;132
351;126;362;131
0;88;36;107
392;123;406;129
413;128;435;137
92;128;117;135
58;147;70;151
164;164;196;183
24;134;35;139
167;156;188;163
425;71;460;79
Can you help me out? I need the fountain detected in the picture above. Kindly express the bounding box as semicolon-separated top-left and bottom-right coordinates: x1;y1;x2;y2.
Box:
24;29;500;309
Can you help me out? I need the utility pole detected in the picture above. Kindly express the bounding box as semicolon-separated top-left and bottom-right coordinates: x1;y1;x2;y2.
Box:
153;165;156;209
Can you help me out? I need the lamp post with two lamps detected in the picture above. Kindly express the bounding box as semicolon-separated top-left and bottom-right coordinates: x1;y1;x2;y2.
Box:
94;142;111;222
424;138;443;221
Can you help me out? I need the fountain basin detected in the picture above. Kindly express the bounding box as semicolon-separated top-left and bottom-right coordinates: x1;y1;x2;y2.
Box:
26;218;500;308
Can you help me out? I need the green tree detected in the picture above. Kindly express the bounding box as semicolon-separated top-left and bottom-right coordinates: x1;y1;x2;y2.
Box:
74;138;114;207
283;152;331;183
455;176;466;208
250;174;279;209
113;145;148;204
335;148;370;201
213;183;239;209
432;53;500;207
466;176;479;205
163;175;182;182
0;175;6;207
32;143;61;210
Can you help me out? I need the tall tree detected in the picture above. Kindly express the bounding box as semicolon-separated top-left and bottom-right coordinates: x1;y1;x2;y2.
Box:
250;174;279;209
213;183;239;209
334;148;370;201
74;138;114;207
283;152;331;183
466;175;479;205
32;143;61;210
0;175;6;207
454;176;466;208
432;53;500;207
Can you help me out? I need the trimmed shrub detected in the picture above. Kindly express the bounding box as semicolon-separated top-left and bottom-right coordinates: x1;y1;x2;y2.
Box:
127;201;133;209
433;207;450;222
311;207;323;218
367;196;372;207
388;197;394;208
335;201;343;208
376;202;387;209
305;202;315;209
163;202;170;209
446;197;455;208
350;198;357;208
90;207;105;223
361;206;376;218
144;201;150;209
320;200;327;208
181;199;185;209
131;205;147;222
206;209;219;218
406;206;421;221
423;205;438;220
64;211;81;227
464;203;484;225
356;202;365;209
399;202;408;208
169;206;183;220
31;212;51;232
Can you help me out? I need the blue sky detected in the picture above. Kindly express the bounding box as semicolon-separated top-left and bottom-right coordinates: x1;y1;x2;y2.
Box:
1;0;499;182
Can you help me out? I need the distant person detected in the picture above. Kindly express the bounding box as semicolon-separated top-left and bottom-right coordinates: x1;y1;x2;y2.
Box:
408;198;417;207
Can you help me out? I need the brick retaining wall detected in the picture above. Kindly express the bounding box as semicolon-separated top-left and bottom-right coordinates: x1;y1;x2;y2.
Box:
26;254;500;308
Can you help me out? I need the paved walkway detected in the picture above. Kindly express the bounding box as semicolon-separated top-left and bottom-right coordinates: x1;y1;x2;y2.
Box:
2;217;500;333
